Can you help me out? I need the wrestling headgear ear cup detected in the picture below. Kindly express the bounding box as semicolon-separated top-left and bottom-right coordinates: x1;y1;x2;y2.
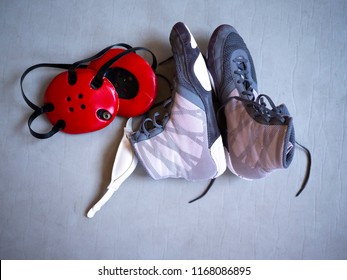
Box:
21;44;127;138
21;44;157;139
88;48;157;117
43;68;119;134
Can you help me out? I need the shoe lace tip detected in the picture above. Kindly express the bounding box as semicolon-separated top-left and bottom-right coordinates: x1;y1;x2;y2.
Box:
188;178;216;204
294;141;312;198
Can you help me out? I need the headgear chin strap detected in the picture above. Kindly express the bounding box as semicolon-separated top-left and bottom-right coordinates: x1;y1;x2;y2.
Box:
21;44;158;139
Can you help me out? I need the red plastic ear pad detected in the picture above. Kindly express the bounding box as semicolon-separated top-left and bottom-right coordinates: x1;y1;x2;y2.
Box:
44;69;119;134
88;49;157;118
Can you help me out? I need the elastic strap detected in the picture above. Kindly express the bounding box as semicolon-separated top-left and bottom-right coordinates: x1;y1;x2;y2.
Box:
27;104;66;139
91;47;157;89
21;63;77;139
68;43;132;85
20;63;77;111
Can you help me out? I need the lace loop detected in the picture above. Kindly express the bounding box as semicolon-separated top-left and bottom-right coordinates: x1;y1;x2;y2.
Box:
139;111;166;137
233;56;254;100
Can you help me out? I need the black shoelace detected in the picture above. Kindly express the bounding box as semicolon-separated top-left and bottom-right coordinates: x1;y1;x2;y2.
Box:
294;141;311;197
190;139;311;203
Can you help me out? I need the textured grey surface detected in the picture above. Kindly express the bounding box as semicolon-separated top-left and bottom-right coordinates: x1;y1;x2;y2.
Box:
0;0;346;259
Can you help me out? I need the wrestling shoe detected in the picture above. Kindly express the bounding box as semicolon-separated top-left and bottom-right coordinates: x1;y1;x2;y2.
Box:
207;24;295;180
129;22;226;181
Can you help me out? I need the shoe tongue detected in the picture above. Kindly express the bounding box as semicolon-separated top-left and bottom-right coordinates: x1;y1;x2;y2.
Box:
218;88;235;105
226;88;258;102
227;88;240;99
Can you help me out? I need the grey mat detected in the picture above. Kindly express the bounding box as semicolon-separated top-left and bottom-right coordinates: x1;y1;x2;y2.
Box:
1;0;346;259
